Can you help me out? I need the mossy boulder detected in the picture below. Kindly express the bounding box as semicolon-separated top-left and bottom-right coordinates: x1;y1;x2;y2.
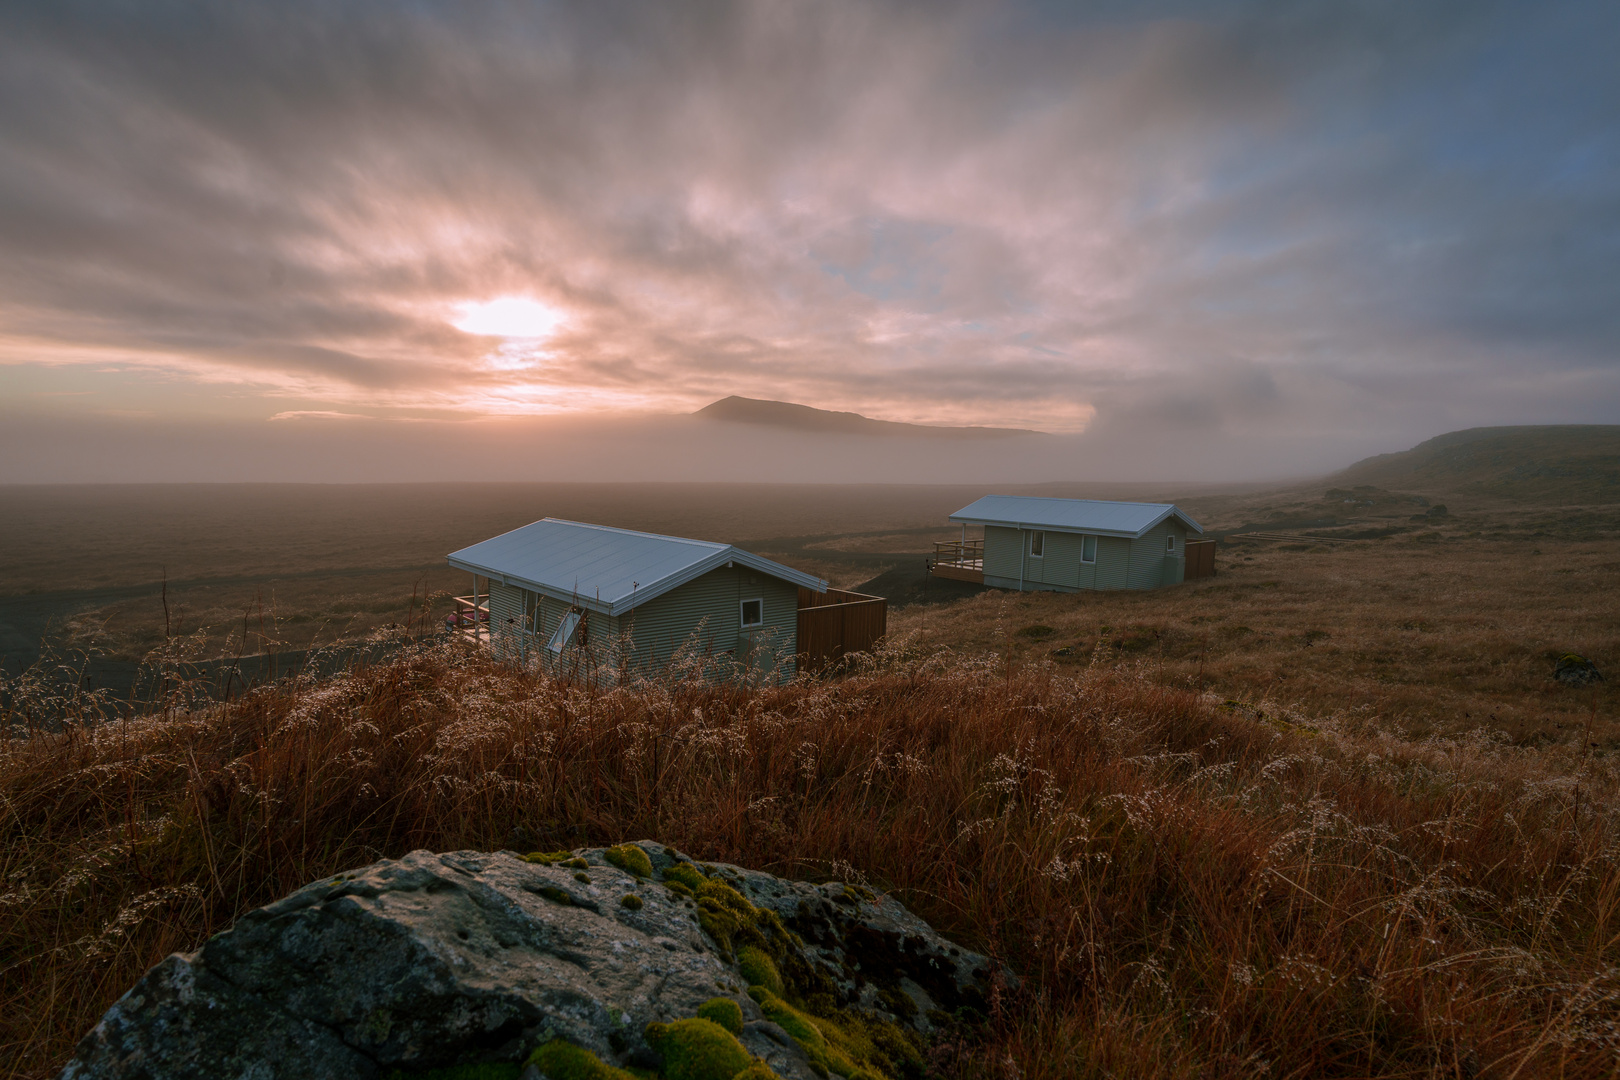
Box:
1555;653;1604;686
57;842;1005;1080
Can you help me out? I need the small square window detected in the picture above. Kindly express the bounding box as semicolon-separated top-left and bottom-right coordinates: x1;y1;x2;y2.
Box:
1029;530;1044;557
740;598;764;627
1167;535;1177;551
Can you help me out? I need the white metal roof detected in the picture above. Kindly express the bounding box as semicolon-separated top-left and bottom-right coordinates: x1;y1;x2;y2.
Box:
949;495;1204;538
447;518;828;617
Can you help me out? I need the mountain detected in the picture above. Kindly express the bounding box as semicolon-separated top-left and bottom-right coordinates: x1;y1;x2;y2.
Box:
694;396;1045;439
1331;425;1620;504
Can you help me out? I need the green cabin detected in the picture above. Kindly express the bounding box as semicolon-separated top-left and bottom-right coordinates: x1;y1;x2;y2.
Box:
931;495;1205;592
446;518;827;684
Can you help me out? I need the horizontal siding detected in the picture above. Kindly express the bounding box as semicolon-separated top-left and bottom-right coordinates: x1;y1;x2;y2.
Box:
1040;531;1081;590
1127;521;1188;590
621;566;799;684
983;526;1023;581
1127;529;1162;589
1094;536;1132;590
485;581;528;663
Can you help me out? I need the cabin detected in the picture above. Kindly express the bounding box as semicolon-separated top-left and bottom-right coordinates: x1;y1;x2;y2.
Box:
445;518;885;682
929;495;1211;592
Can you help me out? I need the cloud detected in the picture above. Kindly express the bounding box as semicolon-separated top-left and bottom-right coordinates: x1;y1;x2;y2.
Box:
266;410;374;422
0;0;1617;480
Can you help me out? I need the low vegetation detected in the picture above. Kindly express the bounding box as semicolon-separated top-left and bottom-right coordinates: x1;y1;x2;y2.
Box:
5;637;1620;1078
895;535;1620;747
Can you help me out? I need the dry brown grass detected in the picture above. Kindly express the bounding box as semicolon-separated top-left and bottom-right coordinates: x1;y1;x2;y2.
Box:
894;535;1620;748
5;638;1620;1078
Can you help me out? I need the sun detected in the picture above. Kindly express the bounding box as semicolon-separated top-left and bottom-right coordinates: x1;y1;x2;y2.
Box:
452;297;566;339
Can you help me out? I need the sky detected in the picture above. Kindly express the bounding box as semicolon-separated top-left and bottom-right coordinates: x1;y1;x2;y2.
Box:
1;0;1617;483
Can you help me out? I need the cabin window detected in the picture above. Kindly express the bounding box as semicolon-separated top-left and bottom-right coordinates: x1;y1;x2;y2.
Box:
1081;535;1097;564
548;610;581;653
1029;531;1044;558
524;591;541;633
740;598;764;628
1167;535;1177;552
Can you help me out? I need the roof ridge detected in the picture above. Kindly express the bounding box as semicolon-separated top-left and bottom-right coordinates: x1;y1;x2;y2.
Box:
985;495;1173;507
543;518;728;549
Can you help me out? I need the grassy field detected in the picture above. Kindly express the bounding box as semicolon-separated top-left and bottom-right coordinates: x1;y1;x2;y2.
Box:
5;638;1620;1078
891;534;1620;749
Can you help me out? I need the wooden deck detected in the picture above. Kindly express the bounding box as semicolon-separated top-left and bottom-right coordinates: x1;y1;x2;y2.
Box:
928;539;984;584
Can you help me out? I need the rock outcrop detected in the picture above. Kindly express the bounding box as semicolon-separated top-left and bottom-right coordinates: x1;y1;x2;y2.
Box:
59;842;1002;1080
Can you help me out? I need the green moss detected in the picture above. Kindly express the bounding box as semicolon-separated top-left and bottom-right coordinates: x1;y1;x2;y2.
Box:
567;857;590;869
695;996;745;1035
605;844;654;878
662;862;709;891
732;1065;780;1080
874;987;915;1020
665;880;695;899
620;894;644;911
526;1039;640;1080
537;886;573;905
524;850;577;865
694;878;758;958
643;1018;753;1080
737;946;783;997
747;989;890;1080
383;1066;521;1080
575;872;593;884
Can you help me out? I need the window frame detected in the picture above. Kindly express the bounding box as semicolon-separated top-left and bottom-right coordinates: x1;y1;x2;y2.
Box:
1081;534;1097;564
739;597;765;629
1166;534;1177;552
1028;530;1045;558
547;609;582;654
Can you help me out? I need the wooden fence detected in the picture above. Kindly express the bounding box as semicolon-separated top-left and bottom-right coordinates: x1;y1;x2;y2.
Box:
1184;539;1217;580
797;587;887;672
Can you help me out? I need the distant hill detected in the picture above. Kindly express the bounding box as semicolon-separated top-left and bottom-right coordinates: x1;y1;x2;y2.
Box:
695;396;1045;439
1331;425;1620;504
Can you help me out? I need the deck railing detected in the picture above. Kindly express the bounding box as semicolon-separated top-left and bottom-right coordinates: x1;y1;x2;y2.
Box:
448;596;491;644
931;538;984;570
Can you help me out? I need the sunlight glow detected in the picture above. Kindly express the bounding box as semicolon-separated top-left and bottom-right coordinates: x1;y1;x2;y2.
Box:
452;297;566;339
